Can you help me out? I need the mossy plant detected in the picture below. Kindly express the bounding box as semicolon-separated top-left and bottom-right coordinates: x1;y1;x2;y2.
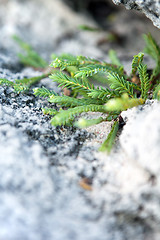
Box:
0;33;160;153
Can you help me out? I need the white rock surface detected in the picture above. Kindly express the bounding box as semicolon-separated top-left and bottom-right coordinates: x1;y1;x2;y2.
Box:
0;0;160;239
120;100;160;175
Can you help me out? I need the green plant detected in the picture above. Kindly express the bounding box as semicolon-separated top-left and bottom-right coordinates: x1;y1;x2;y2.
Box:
1;34;160;153
12;35;48;68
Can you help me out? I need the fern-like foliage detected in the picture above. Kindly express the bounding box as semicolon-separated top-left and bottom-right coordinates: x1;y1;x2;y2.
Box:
75;112;119;129
51;104;106;126
87;87;119;100
138;64;150;100
75;117;104;128
107;72;140;97
42;107;58;116
0;78;14;87
13;35;48;68
0;72;51;94
49;95;103;107
99;121;119;153
75;64;124;79
49;72;119;101
108;49;122;67
1;33;160;153
50;72;93;96
34;86;58;98
50;54;99;70
78;24;100;32
132;52;144;75
143;33;160;63
153;84;160;100
143;33;160;82
14;72;51;93
105;93;144;111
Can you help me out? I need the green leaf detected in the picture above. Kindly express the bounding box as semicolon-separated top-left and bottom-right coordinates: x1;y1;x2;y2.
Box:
108;49;122;66
50;72;93;95
105;93;144;111
42;107;58;116
13;72;51;93
132;52;144;75
143;33;160;82
87;87;118;100
75;117;104;128
99;121;119;153
34;86;58;98
153;84;160;100
49;95;103;107
138;64;150;100
0;78;14;87
107;72;140;97
51;104;106;126
143;33;160;62
13;35;48;68
75;64;124;79
78;25;100;32
50;55;99;70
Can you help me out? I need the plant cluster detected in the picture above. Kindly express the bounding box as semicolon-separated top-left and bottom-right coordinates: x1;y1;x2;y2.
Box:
0;34;160;152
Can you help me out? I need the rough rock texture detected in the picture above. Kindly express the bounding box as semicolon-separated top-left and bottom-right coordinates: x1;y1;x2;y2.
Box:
1;66;160;239
1;0;160;240
121;100;160;175
112;0;160;29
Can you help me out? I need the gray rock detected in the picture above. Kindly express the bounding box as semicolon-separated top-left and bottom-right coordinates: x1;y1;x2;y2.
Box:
1;61;160;239
0;123;55;240
118;100;160;237
1;0;160;239
120;100;160;175
112;0;160;29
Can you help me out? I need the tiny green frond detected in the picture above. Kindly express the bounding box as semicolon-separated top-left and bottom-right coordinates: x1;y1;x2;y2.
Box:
87;87;119;100
0;78;14;87
153;84;160;100
42;107;58;116
78;24;100;32
15;74;46;85
3;34;160;154
107;72;140;96
105;93;144;111
143;33;160;62
108;49;122;66
75;117;104;128
51;104;106;126
49;95;82;107
13;35;32;51
13;84;29;93
143;34;160;82
99;121;119;153
13;72;51;93
132;52;144;75
0;72;52;94
50;72;93;95
138;64;150;100
75;64;124;79
34;86;58;98
50;58;79;70
13;35;48;68
49;95;103;107
50;55;99;70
